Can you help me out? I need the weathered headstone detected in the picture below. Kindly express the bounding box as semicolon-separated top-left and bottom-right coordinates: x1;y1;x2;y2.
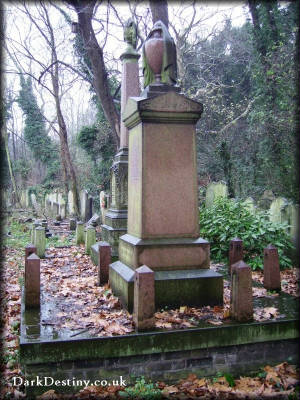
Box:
30;193;40;214
257;190;275;210
110;21;223;311
69;218;76;231
286;204;299;243
25;253;40;308
263;245;281;291
34;227;46;258
229;238;243;274
269;197;289;225
85;226;96;255
68;190;75;215
101;19;140;256
75;221;85;245
98;242;111;285
230;260;253;322
205;182;228;208
133;265;155;331
80;190;89;222
243;197;255;214
99;191;107;224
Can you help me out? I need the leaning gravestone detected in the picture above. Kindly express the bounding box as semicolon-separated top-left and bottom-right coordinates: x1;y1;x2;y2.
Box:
205;182;228;208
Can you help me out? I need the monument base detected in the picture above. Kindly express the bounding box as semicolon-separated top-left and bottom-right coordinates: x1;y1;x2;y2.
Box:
109;261;223;312
101;214;127;257
101;147;128;256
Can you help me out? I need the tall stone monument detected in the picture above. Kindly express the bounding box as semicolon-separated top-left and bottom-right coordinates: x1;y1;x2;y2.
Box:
109;21;223;311
101;19;140;256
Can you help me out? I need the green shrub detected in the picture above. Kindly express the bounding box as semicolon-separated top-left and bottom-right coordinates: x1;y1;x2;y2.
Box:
199;197;294;270
119;377;162;399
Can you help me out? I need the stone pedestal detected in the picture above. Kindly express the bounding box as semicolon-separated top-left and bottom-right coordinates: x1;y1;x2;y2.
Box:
101;49;140;256
109;90;223;311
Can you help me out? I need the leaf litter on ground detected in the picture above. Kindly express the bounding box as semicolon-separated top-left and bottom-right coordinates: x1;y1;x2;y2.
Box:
1;216;299;399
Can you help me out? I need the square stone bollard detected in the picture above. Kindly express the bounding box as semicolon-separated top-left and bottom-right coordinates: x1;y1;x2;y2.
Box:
75;221;85;245
98;242;111;285
133;265;155;331
25;253;40;308
85;226;96;255
229;238;243;274
264;244;281;291
230;260;253;322
25;244;37;266
34;227;46;258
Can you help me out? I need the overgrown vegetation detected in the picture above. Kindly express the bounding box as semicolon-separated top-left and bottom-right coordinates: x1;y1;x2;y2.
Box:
119;377;162;399
199;197;294;270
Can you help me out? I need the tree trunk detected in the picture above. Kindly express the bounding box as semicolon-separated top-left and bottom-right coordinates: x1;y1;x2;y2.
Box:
150;0;169;28
3;127;20;207
68;0;120;151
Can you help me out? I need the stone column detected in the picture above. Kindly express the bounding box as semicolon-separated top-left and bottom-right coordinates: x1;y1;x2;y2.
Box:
101;34;140;257
85;226;96;255
25;253;40;308
230;260;253;322
75;221;85;245
229;238;243;274
264;245;281;291
34;227;45;258
133;265;155;331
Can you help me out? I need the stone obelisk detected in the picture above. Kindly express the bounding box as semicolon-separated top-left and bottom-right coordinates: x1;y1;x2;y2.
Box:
109;21;223;311
101;19;140;256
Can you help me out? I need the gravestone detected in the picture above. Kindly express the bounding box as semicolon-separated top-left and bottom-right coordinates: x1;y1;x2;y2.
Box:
80;190;89;222
68;190;75;215
99;191;108;224
101;19;140;257
34;227;45;258
30;193;40;214
269;197;289;225
243;197;255;214
258;190;275;210
109;21;223;311
205;182;228;208
286;204;299;244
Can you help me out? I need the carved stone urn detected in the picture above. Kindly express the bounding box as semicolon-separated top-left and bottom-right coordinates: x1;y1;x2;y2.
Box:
144;29;164;83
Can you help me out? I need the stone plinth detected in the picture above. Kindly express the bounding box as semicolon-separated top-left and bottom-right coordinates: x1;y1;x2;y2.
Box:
109;90;223;310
